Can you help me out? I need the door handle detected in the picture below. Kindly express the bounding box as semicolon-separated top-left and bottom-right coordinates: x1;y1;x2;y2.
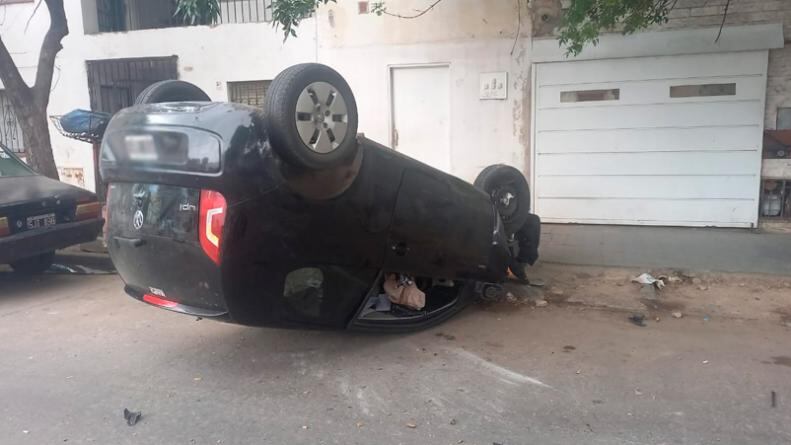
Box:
114;236;146;247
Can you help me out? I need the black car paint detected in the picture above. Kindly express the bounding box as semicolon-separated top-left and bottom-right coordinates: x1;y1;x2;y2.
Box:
0;150;103;265
102;102;515;330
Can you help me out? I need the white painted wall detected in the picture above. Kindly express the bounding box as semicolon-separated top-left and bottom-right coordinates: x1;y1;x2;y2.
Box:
2;0;529;189
317;0;531;183
320;39;529;182
1;1;317;191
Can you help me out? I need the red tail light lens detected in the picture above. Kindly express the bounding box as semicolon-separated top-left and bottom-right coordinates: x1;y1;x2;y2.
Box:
143;293;179;308
199;189;226;264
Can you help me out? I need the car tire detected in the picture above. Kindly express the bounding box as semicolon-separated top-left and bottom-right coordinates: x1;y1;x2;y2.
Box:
474;164;531;234
10;251;55;275
134;80;211;105
264;63;359;170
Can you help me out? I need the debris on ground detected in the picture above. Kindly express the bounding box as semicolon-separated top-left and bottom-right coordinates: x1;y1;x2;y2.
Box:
658;273;683;284
405;422;417;429
628;313;647;327
640;284;658;300
123;408;142;426
534;299;548;307
548;287;564;296
450;418;458;425
632;273;665;289
384;273;426;310
672;312;683;319
528;278;546;287
772;391;777;408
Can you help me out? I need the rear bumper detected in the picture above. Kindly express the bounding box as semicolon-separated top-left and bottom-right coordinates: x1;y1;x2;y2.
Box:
124;285;229;319
0;218;104;264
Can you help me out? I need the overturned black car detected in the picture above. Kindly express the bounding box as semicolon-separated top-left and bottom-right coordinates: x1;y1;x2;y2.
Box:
100;64;540;332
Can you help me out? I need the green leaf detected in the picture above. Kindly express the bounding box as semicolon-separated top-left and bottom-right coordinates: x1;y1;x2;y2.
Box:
557;0;676;55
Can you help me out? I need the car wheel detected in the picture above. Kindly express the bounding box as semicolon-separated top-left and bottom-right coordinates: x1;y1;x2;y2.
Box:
134;80;211;105
264;63;359;170
10;251;55;275
474;164;531;234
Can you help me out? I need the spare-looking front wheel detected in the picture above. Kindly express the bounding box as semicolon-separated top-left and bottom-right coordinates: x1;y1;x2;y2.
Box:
264;63;359;170
474;164;531;234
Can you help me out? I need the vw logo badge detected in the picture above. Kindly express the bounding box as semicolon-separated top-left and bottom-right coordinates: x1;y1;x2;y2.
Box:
133;209;144;230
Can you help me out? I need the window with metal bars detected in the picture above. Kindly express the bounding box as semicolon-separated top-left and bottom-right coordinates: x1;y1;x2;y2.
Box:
219;0;274;24
94;0;272;34
227;80;272;108
0;92;24;154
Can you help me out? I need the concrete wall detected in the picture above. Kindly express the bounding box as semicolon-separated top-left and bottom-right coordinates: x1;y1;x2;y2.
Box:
1;1;317;191
316;0;532;182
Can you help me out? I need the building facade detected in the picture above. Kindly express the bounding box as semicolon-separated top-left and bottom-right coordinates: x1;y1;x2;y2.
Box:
1;0;789;228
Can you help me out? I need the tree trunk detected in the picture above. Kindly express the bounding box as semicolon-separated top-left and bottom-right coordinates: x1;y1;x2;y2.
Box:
0;0;68;180
17;105;59;180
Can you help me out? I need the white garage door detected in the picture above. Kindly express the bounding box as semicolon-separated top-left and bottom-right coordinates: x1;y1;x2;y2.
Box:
533;51;768;228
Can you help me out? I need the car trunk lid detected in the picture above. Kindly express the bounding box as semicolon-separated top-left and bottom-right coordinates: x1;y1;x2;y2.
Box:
107;182;227;315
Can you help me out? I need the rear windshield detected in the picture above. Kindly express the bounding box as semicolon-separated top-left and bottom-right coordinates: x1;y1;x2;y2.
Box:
0;147;35;178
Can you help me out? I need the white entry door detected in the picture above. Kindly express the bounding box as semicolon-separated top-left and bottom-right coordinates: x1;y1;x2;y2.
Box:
391;65;451;172
533;51;768;228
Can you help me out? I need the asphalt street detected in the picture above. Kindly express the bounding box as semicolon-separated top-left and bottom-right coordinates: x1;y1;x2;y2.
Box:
0;268;789;444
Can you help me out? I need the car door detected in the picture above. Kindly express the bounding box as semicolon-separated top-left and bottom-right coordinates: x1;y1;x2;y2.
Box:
384;165;496;281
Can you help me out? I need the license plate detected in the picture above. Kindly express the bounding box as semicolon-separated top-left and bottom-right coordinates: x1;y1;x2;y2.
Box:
27;213;56;230
126;134;158;161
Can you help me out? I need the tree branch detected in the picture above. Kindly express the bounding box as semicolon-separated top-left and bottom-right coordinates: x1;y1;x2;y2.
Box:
32;0;68;108
510;0;522;56
714;0;731;43
381;0;443;19
25;0;44;33
0;36;33;106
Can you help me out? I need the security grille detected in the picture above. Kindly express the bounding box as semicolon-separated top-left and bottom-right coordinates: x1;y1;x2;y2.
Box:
87;56;179;114
95;0;271;33
0;92;24;153
227;80;271;107
219;0;273;23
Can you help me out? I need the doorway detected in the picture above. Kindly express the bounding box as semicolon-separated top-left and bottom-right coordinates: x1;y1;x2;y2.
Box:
390;65;450;172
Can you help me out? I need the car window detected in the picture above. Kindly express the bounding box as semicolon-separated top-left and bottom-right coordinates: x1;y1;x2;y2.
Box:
0;146;35;178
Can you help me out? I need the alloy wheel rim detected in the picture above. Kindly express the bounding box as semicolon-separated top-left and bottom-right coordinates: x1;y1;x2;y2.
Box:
294;82;349;154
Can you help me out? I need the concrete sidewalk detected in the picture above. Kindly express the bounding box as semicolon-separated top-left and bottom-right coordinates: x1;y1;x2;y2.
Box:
540;224;791;275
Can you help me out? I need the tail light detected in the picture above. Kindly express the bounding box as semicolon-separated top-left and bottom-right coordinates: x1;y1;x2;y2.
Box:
0;217;9;237
199;189;226;264
75;197;102;221
143;293;179;308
